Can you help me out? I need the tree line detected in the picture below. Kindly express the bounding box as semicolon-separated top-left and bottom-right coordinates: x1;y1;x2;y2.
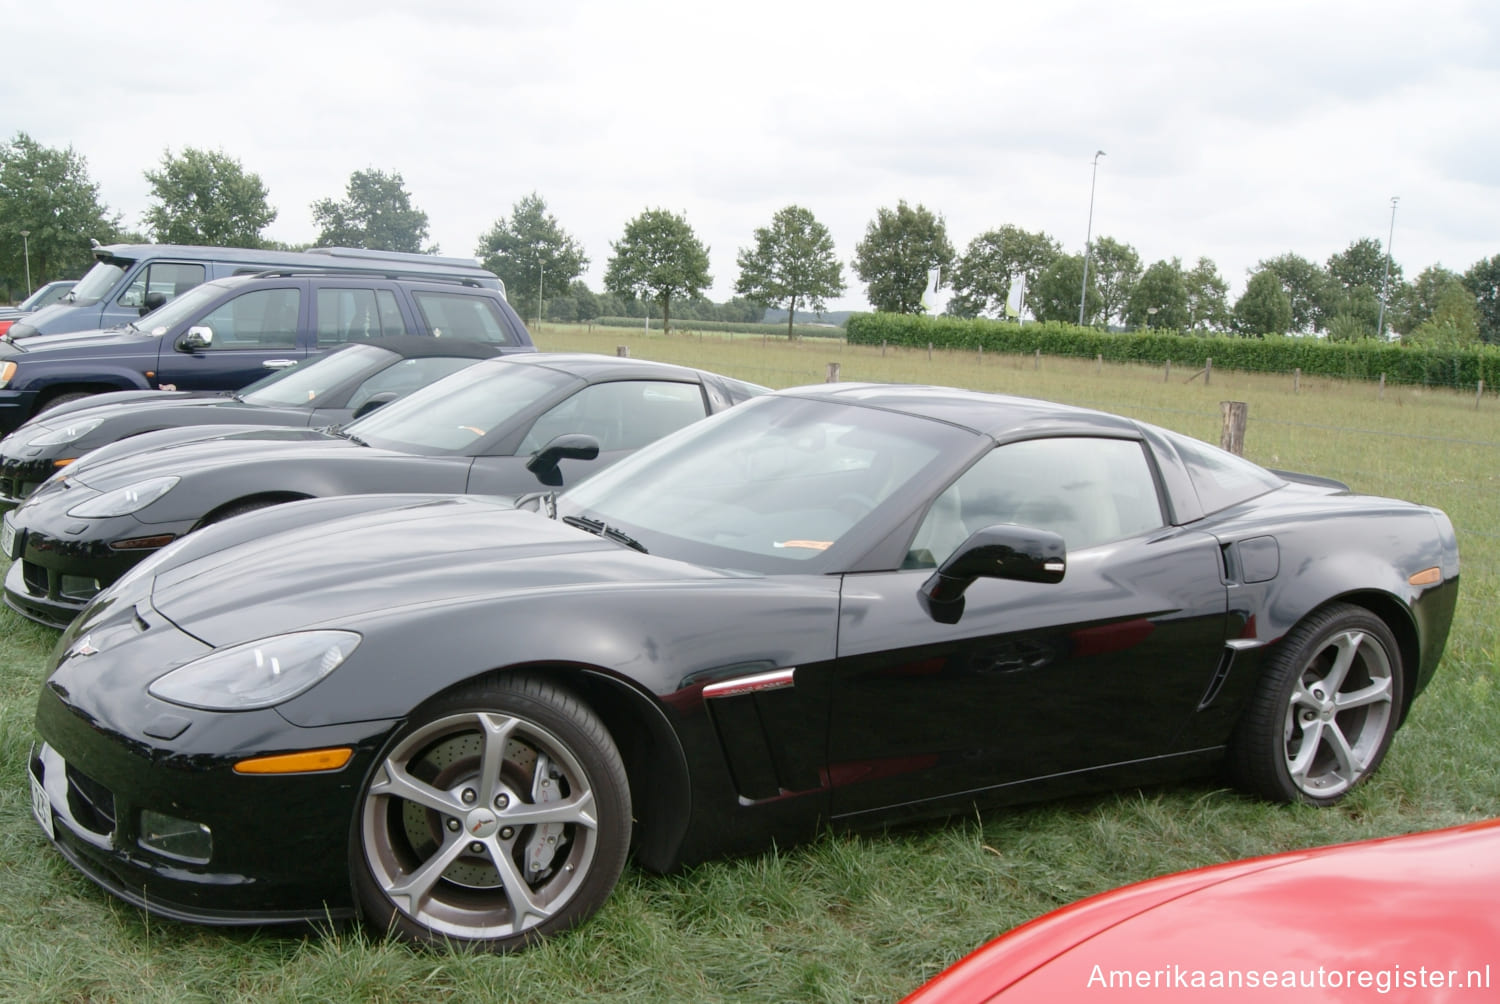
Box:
2;131;1495;345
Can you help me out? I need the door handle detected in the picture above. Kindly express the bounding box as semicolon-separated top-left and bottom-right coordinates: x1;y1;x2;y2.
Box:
262;359;297;370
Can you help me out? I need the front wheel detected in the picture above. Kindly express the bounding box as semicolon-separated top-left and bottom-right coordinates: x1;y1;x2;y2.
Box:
1230;603;1404;805
352;674;631;951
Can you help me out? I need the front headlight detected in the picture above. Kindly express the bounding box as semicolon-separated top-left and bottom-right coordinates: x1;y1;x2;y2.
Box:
149;631;361;710
66;476;178;518
0;361;16;388
31;417;103;447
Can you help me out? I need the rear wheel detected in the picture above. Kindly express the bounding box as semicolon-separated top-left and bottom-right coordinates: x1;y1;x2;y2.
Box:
1231;603;1403;805
353;674;631;951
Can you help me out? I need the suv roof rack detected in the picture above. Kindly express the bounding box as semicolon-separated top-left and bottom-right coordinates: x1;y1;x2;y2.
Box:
246;268;487;287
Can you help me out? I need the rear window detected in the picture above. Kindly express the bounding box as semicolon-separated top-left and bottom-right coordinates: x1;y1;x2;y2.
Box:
1161;428;1283;514
410;291;518;345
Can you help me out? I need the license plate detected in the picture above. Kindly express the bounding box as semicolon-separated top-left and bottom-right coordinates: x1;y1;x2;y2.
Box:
30;770;54;841
1;512;14;558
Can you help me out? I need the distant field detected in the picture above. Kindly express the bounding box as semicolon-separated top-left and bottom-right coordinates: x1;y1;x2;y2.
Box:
1;328;1495;1002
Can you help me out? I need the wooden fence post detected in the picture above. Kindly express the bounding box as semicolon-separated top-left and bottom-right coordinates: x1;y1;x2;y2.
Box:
1478;379;1486;409
1220;401;1248;456
1205;358;1212;386
1294;367;1300;394
881;340;887;357
616;345;629;357
1379;373;1386;400
1164;360;1171;382
927;342;933;360
1034;348;1041;370
978;345;983;365
826;362;840;383
1096;354;1103;374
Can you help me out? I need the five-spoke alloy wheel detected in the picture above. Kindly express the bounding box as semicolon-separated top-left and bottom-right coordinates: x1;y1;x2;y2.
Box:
353;675;631;951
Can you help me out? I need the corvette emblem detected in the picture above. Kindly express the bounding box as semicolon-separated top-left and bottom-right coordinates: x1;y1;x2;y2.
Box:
68;635;98;658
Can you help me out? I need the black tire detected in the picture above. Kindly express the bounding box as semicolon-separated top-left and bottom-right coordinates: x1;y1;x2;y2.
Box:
1230;602;1404;806
38;391;93;413
200;498;286;527
352;674;631;951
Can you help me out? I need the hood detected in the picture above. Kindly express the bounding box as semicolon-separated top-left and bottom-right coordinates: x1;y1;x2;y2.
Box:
56;426;350;491
24;389;223;425
0;325;151;356
145;495;726;644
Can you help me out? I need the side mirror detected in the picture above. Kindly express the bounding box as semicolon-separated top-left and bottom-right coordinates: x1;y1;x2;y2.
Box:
141;290;168;315
177;326;213;352
351;392;399;420
919;524;1066;624
526;433;600;487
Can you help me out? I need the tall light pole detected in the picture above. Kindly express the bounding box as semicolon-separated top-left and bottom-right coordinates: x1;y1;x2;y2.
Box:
1375;196;1399;340
537;258;544;328
19;229;32;296
1079;150;1105;326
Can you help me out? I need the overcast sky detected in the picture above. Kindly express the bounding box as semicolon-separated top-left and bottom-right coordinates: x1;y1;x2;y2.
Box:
5;0;1498;312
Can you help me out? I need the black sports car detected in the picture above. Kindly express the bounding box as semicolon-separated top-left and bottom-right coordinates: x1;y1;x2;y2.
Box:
27;384;1459;953
3;353;764;626
0;336;508;507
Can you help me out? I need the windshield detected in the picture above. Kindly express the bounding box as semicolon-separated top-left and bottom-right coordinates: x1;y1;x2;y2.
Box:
69;260;129;304
240;343;389;406
18;282;73;311
346;358;574;453
138;280;238;334
558;394;970;573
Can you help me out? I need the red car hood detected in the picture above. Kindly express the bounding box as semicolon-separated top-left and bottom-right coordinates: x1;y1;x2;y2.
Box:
905;819;1500;1002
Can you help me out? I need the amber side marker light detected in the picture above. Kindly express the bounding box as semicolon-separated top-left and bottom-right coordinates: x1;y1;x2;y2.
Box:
1408;567;1443;586
53;458;75;468
234;748;353;775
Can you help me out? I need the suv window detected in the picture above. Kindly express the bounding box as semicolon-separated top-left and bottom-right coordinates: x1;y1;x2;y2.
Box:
908;437;1164;567
196;288;302;348
316;288;411;345
411;291;517;344
117;263;206;308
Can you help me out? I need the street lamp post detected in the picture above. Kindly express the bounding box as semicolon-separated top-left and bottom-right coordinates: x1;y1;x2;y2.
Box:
537;259;544;328
1079;151;1105;327
1376;196;1399;340
19;229;32;296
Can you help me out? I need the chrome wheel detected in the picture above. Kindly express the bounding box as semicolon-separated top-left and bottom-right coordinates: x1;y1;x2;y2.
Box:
1282;627;1394;799
355;676;629;949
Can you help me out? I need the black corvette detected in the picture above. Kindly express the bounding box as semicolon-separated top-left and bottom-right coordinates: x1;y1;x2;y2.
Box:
3;352;764;625
0;336;509;507
28;384;1459;952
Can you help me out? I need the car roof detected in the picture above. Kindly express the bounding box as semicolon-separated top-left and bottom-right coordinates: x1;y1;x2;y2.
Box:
332;335;506;361
489;352;721;383
779;382;1142;440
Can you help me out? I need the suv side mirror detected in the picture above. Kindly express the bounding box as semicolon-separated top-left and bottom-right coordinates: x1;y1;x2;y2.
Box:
142;290;168;315
919;524;1066;624
526;433;600;487
177;326;213;352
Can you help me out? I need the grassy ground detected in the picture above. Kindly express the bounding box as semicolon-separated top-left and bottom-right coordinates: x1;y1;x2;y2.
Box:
0;328;1495;1002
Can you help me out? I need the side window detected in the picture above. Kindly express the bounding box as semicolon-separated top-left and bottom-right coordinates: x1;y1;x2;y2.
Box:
346;357;476;412
316;288;408;345
410;291;515;344
519;381;707;454
907;437;1164;568
118;263;207;308
195;288;302;348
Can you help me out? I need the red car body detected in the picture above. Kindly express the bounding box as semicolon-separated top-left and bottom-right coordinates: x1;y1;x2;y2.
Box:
904;819;1500;1003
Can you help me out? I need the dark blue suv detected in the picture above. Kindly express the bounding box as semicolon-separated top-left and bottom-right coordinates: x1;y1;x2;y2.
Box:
0;271;534;434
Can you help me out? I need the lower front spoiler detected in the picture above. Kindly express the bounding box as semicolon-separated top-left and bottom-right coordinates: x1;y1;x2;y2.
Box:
30;742;356;928
5;559;87;628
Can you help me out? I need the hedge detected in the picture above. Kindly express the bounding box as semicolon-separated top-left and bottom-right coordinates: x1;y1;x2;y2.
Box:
844;314;1500;390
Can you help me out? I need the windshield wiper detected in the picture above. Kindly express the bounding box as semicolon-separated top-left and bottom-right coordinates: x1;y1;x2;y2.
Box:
562;514;647;553
327;424;370;447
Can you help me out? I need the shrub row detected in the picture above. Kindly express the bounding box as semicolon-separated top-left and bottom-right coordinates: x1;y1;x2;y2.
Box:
845;314;1500;389
593;317;843;339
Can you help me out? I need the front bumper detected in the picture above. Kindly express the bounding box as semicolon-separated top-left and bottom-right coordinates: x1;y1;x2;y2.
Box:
0;452;65;508
32;673;398;924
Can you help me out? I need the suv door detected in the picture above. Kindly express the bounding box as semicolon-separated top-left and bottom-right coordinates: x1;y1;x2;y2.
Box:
153;283;310;390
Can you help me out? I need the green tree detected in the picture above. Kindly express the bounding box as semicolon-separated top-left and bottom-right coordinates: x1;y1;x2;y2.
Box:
475;192;588;324
143;148;275;247
1232;269;1292;336
1462;255;1500;344
603;209;711;335
1125;258;1189;330
852;201;954;314
1256;252;1327;333
946;225;1060;319
1403;280;1480;346
1325;286;1383;341
312;169;433;253
1391;265;1457;336
1184;257;1230;331
1081;236;1141;327
734;205;845;338
1323;238;1400;333
0;132;122;293
1030;254;1101;323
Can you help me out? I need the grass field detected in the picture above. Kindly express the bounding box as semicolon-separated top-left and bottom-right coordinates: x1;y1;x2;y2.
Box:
1;328;1496;1002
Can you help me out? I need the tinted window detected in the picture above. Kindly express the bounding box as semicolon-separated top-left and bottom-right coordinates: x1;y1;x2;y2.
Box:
345;357;478;412
195;288;301;348
519;381;708;453
1161;428;1283;515
118;263;206;308
316;288;409;345
908;437;1164;567
70;260;127;303
241;343;393;406
411;292;516;344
